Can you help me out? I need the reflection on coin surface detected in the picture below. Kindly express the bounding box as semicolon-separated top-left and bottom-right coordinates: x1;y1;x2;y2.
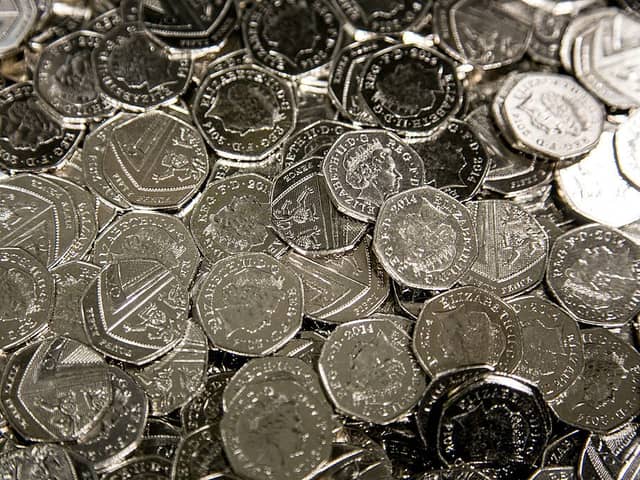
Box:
578;422;640;480
0;0;37;57
615;111;640;189
172;423;228;480
282;120;356;170
334;0;431;34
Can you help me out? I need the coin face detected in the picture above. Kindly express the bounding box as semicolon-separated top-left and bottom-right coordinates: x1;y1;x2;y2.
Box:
189;174;286;264
549;328;640;433
615;111;640;189
413;286;523;376
0;444;79;479
359;44;462;135
323;130;424;223
546;224;640;326
195;253;303;356
220;380;333;480
501;73;604;160
462;200;548;298
102;456;171;479
242;0;342;77
271;157;368;256
527;9;571;66
334;0;431;34
0;0;37;57
172;423;228;480
373;186;477;290
578;422;640;480
181;372;234;432
319;318;426;424
193;66;296;160
282;120;356;170
82;259;189;365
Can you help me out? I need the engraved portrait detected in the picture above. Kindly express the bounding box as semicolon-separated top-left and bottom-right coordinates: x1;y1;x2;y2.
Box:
521;321;566;376
578;356;625;410
204;196;270;251
0;98;61;149
51;50;99;104
344;139;402;204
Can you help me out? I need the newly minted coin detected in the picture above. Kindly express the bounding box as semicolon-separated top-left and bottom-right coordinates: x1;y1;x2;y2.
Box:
242;0;342;77
0;444;80;479
172;423;228;480
409;120;490;202
541;430;586;467
319;318;426;424
359;44;462;135
373;186;477;290
82;259;189;365
102;456;171;479
189;174;287;264
0;82;83;172
271;157;368;256
282;120;356;170
0;0;37;57
333;0;431;34
461;200;548;298
546;224;640;326
615;110;640;189
578;422;640;480
413;286;523;377
0;248;52;351
195;253;303;356
220;380;333;480
509;296;583;401
95;211;200;287
501;73;604;160
418;469;493;480
550;328;640;433
181;372;234;432
193;66;296;161
323;130;425;223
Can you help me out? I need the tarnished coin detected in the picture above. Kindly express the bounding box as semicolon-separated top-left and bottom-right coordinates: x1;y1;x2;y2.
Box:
271;157;368;256
434;0;533;69
220;380;333;480
0;82;83;172
181;372;234;432
323;130;424;223
0;337;112;442
319;318;426;424
0;0;37;57
615;111;640;190
189;174;286;264
409;120;489;202
95;211;200;287
193;66;296;160
0;248;52;351
102;456;171;479
34;31;114;123
50;261;101;344
556;130;640;227
501;73;604;160
578;422;640;480
172;423;228;480
281;237;388;323
103;111;209;209
461;200;548;298
0;444;80;479
547;224;640;326
93;24;192;111
509;296;583;400
550;328;640;433
82;259;189;365
359;44;462;135
242;0;341;77
529;467;577;480
333;0;431;34
69;366;148;471
373;186;477;290
413;286;523;376
195;253;303;356
128;321;207;416
282;120;356;170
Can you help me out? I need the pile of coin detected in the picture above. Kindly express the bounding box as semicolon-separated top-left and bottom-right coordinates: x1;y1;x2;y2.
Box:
0;0;638;479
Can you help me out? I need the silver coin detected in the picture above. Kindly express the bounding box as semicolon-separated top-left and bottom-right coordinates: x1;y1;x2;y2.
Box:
95;211;200;287
0;337;112;442
220;379;333;480
522;0;603;14
319;318;426;424
93;23;192;111
34;31;115;123
413;286;523;376
86;8;123;34
242;0;342;77
542;429;586;467
559;7;617;72
333;0;431;34
189;174;287;264
0;0;37;58
128;321;207;416
271;157;368;256
578;422;640;480
528;8;572;66
281;236;389;323
181;372;234;432
550;328;640;433
102;455;171;479
135;419;181;461
546;223;640;326
556;130;640;227
193;66;296;161
50;260;101;344
509;296;583;400
615;110;640;189
373;186;478;290
172;423;228;480
461;200;548;298
282;120;356;170
501;73;604;160
103;111;209;209
418;469;494;480
195;252;303;356
323;129;425;223
0;444;80;480
82;259;189;365
202;49;253;82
